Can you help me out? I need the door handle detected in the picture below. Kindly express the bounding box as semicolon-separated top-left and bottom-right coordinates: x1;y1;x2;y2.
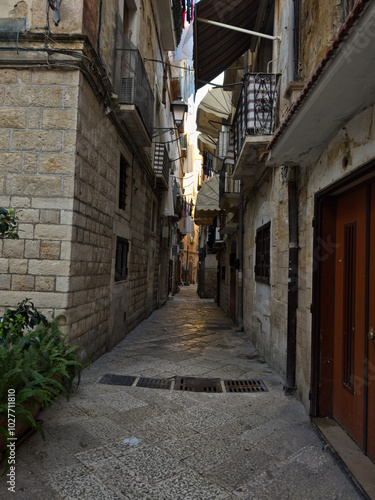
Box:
368;327;375;341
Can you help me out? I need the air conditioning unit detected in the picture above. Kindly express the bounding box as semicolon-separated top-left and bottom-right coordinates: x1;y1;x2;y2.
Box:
121;77;134;104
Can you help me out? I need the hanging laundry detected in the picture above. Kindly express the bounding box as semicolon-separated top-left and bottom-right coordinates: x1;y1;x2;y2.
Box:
186;0;191;23
191;0;194;21
181;0;186;29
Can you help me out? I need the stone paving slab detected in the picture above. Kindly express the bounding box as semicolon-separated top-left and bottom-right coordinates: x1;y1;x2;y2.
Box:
0;285;364;499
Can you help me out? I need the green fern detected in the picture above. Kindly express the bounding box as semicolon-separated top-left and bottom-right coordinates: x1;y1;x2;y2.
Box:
0;316;82;475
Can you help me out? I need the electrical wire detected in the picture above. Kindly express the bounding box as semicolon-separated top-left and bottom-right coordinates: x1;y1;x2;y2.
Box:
144;58;195;72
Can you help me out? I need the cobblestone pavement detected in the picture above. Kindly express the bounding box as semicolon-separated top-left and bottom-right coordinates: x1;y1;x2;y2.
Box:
0;285;363;499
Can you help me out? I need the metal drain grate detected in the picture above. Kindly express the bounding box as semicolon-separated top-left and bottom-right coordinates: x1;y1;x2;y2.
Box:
99;374;137;386
136;377;172;390
224;379;268;392
174;377;223;393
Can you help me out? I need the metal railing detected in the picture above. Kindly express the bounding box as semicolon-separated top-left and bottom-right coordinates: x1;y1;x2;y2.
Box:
153;143;169;186
114;23;154;138
219;165;241;199
232;73;280;166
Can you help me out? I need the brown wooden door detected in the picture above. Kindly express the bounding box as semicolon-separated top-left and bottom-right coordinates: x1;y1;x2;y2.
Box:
368;181;375;461
333;182;375;461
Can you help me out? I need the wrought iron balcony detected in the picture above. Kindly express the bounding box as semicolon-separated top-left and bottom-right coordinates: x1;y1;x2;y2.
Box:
153;143;169;190
231;73;280;178
114;26;154;146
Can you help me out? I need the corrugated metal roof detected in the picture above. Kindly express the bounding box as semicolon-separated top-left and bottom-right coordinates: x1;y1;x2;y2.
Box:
193;0;261;90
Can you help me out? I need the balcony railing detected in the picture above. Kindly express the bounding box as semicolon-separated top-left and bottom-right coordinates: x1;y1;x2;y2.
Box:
219;166;241;199
153;143;169;189
232;73;280;166
114;24;154;139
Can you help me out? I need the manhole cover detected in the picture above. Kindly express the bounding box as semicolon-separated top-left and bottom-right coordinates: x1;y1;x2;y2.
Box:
136;377;172;390
99;374;136;386
174;377;223;393
224;379;268;393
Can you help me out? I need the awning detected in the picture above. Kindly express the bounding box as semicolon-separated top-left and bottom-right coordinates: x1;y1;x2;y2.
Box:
196;88;233;138
161;179;175;217
194;175;220;226
194;0;261;90
197;133;216;156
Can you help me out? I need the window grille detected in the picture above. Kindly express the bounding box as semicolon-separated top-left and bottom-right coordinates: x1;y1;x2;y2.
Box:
115;237;129;282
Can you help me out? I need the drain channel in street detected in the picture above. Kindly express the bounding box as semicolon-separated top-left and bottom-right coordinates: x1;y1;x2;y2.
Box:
99;375;268;393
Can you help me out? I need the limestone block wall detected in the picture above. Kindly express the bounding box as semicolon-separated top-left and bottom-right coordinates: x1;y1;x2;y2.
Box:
204;253;218;299
0;67;78;322
299;0;342;80
242;171;289;377
0;0;84;33
71;73;160;359
219;240;233;318
0;65;161;363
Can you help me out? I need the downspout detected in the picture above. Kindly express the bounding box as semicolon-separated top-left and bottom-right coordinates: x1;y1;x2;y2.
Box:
285;166;298;393
237;182;244;332
289;0;296;82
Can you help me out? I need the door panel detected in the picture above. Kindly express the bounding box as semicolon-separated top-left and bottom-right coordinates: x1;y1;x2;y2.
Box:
368;182;375;461
333;185;367;447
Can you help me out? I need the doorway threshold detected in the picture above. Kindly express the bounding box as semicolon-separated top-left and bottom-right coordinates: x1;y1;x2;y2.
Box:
312;417;375;500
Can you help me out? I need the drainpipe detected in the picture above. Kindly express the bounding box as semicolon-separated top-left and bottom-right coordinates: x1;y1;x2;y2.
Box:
285;166;298;393
237;182;244;332
289;0;296;82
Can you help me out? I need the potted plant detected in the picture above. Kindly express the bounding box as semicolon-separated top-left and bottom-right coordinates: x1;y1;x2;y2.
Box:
0;300;82;474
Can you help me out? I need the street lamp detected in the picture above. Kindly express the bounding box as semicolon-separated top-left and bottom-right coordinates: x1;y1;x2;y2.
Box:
152;96;189;139
171;96;188;127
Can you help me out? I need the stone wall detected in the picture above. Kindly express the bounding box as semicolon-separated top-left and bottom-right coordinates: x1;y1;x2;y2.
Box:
0;67;79;323
299;0;342;80
0;0;84;33
242;173;289;376
0;64;161;363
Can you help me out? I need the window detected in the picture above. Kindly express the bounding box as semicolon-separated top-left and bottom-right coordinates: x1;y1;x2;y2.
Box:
115;237;129;282
119;154;127;210
255;222;271;283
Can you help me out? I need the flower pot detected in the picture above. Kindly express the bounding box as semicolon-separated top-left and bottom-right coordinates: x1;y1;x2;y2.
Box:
0;401;41;455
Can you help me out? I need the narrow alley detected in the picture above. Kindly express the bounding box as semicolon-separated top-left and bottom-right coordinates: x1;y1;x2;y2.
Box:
0;286;362;499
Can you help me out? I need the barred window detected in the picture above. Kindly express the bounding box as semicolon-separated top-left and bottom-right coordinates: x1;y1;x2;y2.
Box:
255;222;271;283
115;237;129;282
119;154;127;210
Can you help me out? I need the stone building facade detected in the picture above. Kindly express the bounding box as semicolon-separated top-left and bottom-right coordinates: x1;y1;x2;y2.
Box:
0;0;185;363
194;0;375;469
